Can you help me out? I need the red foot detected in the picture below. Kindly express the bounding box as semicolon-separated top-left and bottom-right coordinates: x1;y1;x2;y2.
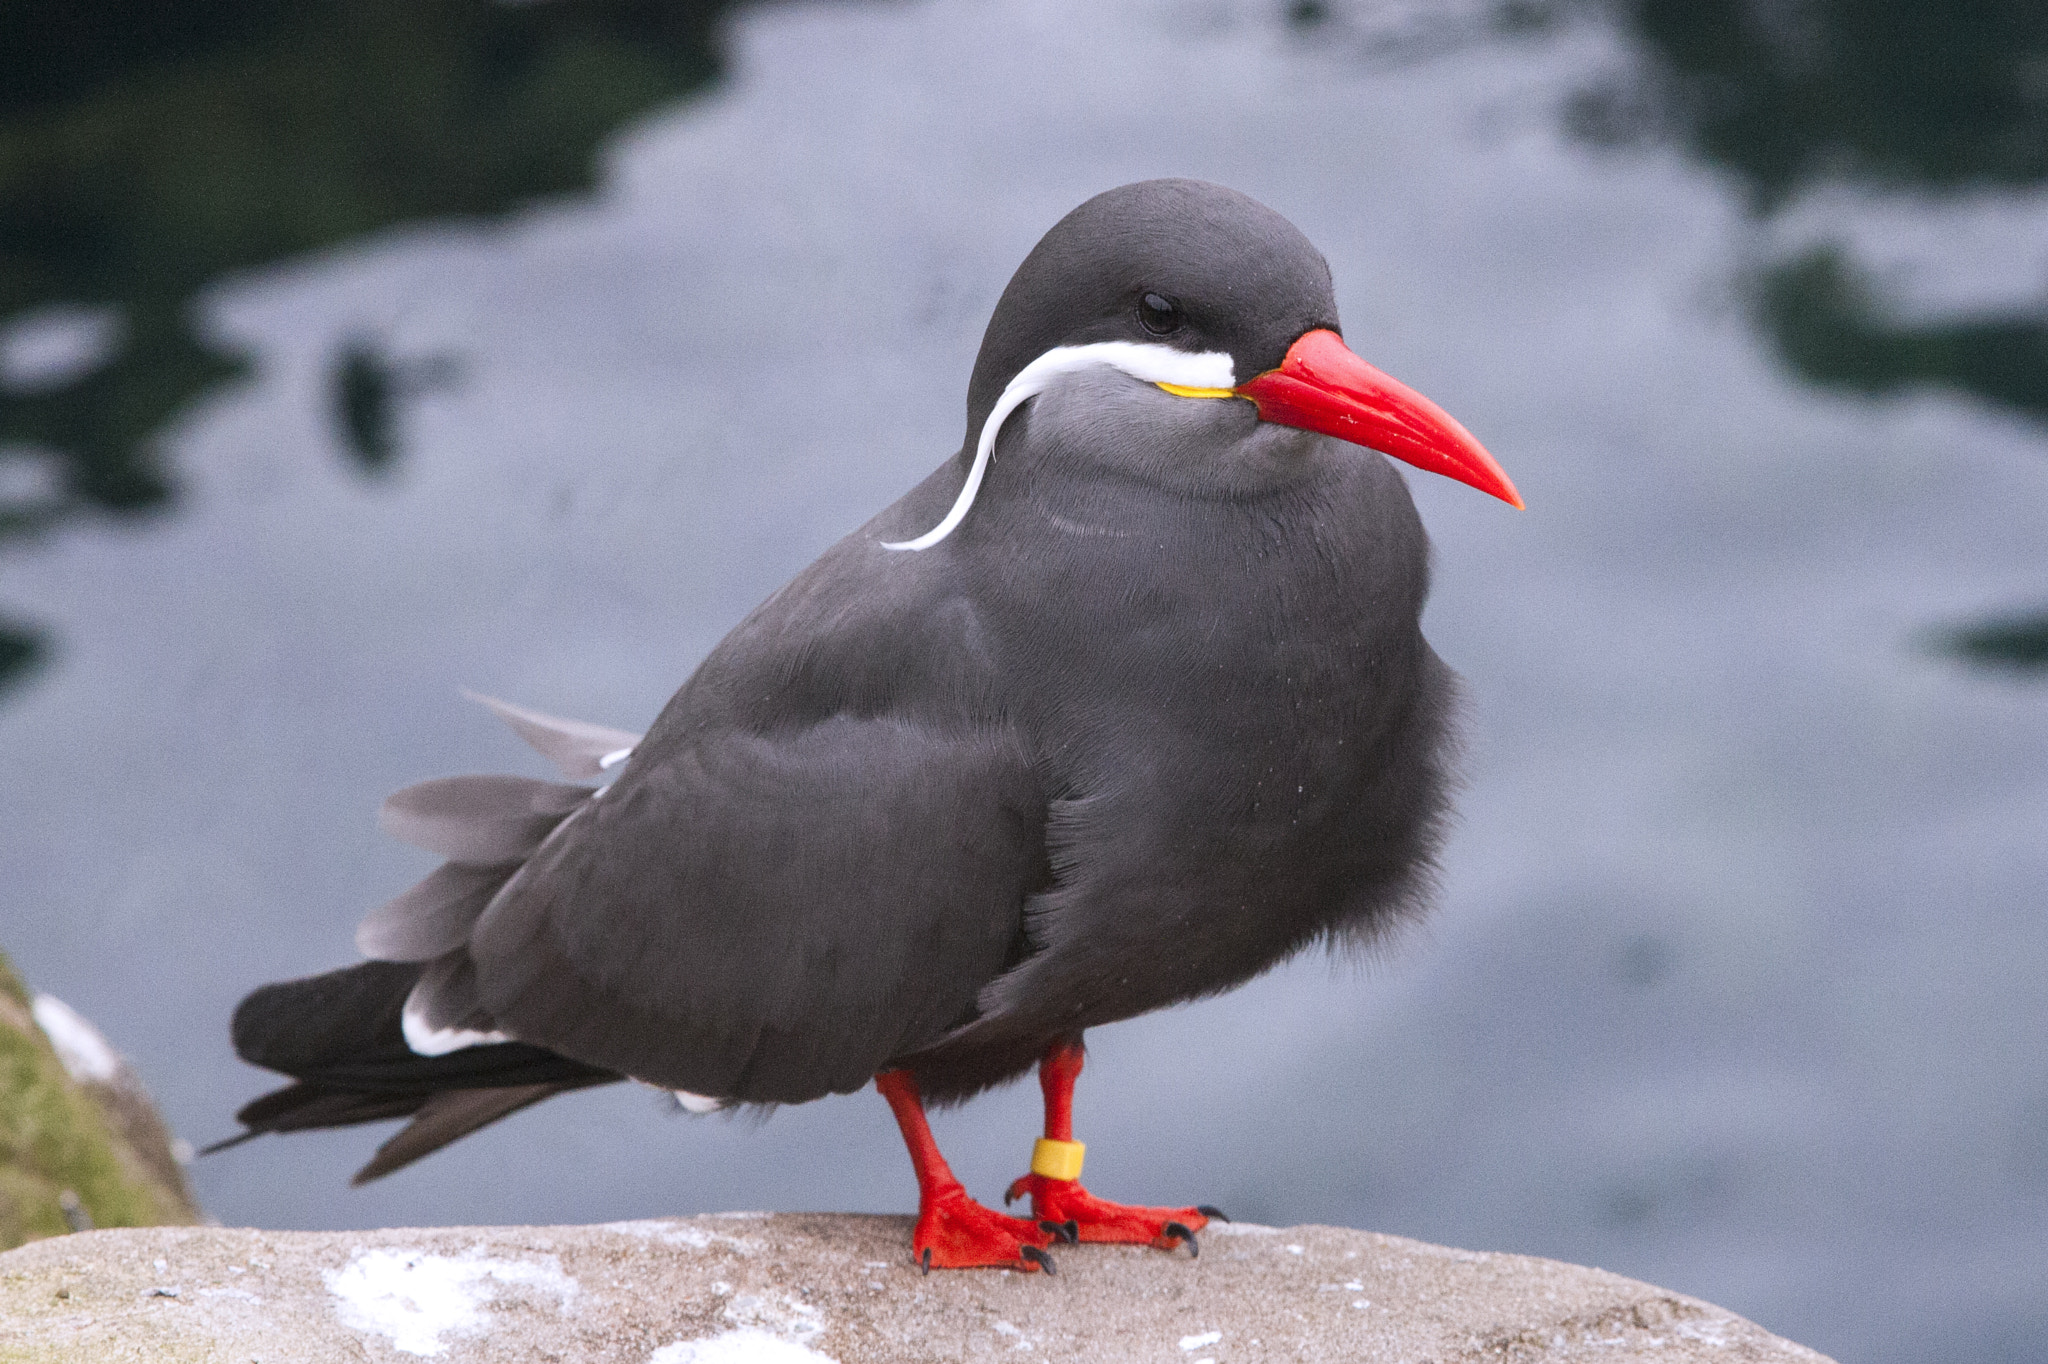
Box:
1005;1173;1209;1252
914;1182;1057;1272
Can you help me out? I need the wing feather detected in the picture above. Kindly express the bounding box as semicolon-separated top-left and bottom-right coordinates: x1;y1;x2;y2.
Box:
469;716;1045;1101
379;775;590;864
357;862;516;962
463;690;642;782
461;535;1052;1104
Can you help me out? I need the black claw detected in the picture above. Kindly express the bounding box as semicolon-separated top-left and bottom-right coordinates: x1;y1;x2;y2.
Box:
1163;1221;1198;1257
1039;1220;1077;1245
1019;1244;1056;1274
1004;1186;1020;1206
1196;1205;1231;1223
1063;1219;1080;1243
919;1246;932;1276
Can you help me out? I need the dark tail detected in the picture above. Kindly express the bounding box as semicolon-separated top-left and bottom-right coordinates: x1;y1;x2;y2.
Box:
215;959;617;1183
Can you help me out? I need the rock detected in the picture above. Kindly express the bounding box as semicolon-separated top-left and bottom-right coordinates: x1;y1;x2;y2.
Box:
0;950;203;1250
0;1213;1833;1362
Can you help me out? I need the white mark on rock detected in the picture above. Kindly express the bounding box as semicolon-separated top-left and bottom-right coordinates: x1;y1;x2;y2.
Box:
1675;1317;1733;1348
33;995;122;1082
724;1291;824;1343
1202;1221;1279;1237
1286;1245;1305;1255
603;1219;757;1255
650;1329;838;1363
651;1290;833;1363
324;1248;578;1356
992;1320;1033;1350
198;1286;262;1303
1179;1330;1223;1351
1344;1281;1364;1291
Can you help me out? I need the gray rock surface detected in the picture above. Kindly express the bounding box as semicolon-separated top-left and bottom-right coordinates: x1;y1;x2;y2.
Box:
0;1213;1831;1362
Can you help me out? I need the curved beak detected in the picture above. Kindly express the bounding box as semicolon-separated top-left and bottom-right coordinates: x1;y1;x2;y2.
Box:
1236;329;1522;508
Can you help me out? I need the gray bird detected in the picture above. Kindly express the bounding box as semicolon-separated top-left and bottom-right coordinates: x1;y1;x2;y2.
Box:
219;178;1520;1274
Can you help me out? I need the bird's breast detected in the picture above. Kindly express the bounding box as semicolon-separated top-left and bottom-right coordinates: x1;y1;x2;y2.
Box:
973;461;1440;922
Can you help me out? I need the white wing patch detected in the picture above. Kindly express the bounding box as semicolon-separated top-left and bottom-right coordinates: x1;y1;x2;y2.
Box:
401;994;510;1056
672;1090;728;1114
883;341;1236;551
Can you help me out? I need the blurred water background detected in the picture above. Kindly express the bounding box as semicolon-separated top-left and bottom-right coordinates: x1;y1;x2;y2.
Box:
4;2;2045;1361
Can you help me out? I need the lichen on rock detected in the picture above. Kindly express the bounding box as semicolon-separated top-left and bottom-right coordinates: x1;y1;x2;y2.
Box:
0;948;201;1250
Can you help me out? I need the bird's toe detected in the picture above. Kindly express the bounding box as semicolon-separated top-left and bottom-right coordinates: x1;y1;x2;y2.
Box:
1010;1173;1211;1251
911;1184;1056;1272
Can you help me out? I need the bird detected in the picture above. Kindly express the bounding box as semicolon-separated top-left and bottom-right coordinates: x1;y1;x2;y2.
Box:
217;178;1520;1275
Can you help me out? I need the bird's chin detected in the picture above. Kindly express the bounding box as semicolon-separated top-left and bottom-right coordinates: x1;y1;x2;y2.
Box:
1157;404;1343;500
1021;369;1320;500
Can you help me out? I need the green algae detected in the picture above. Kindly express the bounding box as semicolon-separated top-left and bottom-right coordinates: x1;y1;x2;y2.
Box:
0;949;191;1250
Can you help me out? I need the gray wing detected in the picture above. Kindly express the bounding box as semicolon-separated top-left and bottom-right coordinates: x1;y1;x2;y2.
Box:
460;530;1050;1105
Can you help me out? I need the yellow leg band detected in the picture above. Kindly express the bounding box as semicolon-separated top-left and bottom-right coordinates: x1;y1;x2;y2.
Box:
1030;1137;1085;1182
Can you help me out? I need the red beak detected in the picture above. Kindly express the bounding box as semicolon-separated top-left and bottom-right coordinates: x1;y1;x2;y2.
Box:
1236;329;1522;509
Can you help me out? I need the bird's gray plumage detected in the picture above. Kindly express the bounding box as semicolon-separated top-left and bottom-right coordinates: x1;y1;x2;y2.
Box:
225;178;1461;1174
965;179;1337;436
462;691;639;782
356;860;517;964
379;774;591;866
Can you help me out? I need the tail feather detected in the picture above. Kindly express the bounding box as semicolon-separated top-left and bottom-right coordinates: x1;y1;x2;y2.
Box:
351;1082;590;1185
219;961;617;1178
235;1080;426;1133
223;695;656;1179
232;959;423;1077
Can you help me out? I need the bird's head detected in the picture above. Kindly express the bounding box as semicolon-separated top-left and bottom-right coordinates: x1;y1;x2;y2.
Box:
886;179;1520;552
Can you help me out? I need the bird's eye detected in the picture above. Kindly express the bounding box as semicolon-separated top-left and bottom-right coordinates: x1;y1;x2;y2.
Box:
1137;293;1182;335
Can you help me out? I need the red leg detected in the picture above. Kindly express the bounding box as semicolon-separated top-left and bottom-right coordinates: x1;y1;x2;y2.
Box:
875;1069;1055;1273
1003;1036;1214;1253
